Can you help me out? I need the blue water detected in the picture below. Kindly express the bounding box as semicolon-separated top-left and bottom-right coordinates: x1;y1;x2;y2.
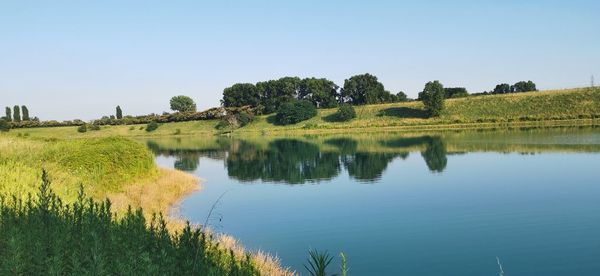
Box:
150;128;600;275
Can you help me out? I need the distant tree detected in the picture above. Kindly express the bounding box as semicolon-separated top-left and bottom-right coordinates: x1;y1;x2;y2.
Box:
21;105;30;121
77;124;87;133
170;95;197;112
421;81;445;117
116;106;123;119
12;105;21;122
335;104;357;122
5;107;11;122
512;80;537;92
275;100;317;125
341;73;392;105
444;87;469;98
298;78;340;108
396;91;409;102
493;83;513;94
0;118;9;132
257;77;302;114
222;83;261;107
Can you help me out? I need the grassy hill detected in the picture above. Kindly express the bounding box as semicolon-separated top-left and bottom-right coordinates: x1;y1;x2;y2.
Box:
6;87;600;139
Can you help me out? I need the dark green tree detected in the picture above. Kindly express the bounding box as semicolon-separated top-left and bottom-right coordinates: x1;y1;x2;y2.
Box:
21;105;29;121
116;106;123;119
512;80;537;92
420;81;445;117
12;105;21;122
257;77;302;113
493;83;513;94
0;118;9;131
5;107;11;122
222;83;261;107
298;78;340;108
444;87;469;98
170;95;197;112
396;91;409;102
341;73;392;105
275;100;317;125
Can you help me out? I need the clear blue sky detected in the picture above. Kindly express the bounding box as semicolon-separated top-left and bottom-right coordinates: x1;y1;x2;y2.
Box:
1;0;599;120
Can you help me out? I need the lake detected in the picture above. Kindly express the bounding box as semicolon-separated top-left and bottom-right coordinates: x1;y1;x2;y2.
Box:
147;127;600;275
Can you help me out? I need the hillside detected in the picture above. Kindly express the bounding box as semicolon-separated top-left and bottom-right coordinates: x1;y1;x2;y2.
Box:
5;87;600;138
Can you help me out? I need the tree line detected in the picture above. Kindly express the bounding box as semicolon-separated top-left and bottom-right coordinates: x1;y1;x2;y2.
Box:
3;105;34;122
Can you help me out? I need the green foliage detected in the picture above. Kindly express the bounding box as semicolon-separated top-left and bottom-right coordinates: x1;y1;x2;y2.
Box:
340;252;348;276
304;249;333;276
77;124;87;133
341;73;394;105
13;105;21;122
21;105;30;121
216;110;254;130
396;91;409;102
444;87;469;98
493;83;513;94
298;78;340;108
275;100;317;125
4;107;10;122
222;83;261;108
0;118;9;132
0;172;259;275
170;95;197;113
512;80;537;92
146;121;160;132
421;80;445;117
89;124;101;131
116;106;123;119
335;104;357;122
258;76;302;114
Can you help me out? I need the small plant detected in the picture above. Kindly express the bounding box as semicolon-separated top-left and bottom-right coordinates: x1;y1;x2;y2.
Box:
340;252;348;276
304;249;333;276
146;121;159;132
174;128;182;135
89;124;101;131
139;126;145;130
335;104;356;122
129;126;135;130
77;124;87;133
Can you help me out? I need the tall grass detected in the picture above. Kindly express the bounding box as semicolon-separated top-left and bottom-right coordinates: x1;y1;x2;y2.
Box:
0;170;259;275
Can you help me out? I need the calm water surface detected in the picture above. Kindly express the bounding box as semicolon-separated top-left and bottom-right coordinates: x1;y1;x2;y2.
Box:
148;127;600;275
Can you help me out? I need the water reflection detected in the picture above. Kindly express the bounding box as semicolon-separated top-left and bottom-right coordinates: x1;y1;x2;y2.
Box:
146;135;448;183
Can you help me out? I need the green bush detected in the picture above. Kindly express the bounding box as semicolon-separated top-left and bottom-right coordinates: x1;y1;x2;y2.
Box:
275;100;317;125
335;104;356;122
0;118;9;132
77;124;87;133
89;124;101;131
146;121;159;132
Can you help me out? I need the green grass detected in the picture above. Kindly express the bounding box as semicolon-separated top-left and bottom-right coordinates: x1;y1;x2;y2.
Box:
0;136;157;202
6;87;600;139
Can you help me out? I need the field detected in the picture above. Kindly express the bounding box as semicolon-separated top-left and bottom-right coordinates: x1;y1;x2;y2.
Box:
6;87;600;139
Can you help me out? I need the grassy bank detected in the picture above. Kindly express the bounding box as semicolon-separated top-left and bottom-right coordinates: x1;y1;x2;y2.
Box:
6;87;600;139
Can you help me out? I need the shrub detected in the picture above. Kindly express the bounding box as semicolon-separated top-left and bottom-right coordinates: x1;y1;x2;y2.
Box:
421;80;445;117
77;124;87;133
89;124;101;131
275;100;317;125
146;121;159;132
174;128;182;135
335;104;356;122
0;118;9;132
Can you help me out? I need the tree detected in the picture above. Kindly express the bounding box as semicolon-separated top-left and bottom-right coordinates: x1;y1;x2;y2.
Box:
275;100;317;125
298;78;340;108
493;83;513;94
21;105;30;121
13;105;21;122
222;83;261;107
396;91;409;102
341;73;392;105
444;87;469;98
421;80;445;117
170;96;196;112
257;77;302;114
0;118;9;132
116;106;123;119
512;80;537;92
5;107;11;122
